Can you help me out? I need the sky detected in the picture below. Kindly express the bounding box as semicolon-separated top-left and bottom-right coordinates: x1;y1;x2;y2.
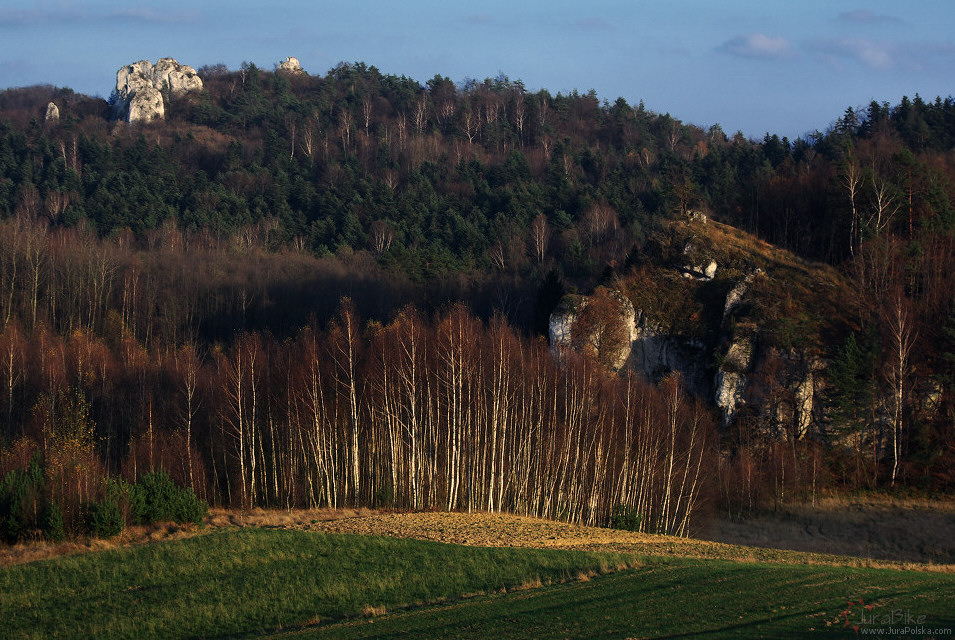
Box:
1;1;953;140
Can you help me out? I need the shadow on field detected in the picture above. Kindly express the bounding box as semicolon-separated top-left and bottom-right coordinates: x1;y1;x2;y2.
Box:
696;498;955;565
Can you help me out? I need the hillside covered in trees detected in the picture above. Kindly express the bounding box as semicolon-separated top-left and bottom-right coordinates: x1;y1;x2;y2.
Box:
1;61;954;541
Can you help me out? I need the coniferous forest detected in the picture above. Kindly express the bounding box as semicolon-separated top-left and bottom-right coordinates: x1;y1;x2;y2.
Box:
1;61;955;541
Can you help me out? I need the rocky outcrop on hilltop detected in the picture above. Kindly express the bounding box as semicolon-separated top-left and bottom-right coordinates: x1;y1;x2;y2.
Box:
547;217;851;440
113;58;203;123
277;56;305;74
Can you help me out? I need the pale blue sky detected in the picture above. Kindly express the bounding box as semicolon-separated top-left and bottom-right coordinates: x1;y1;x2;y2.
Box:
1;1;953;139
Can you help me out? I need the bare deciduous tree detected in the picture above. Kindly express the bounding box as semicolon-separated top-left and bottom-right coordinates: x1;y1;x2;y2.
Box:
528;213;551;263
881;291;916;486
369;220;395;255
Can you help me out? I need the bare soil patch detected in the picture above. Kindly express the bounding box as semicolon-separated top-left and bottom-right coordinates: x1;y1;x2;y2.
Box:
3;500;952;571
295;510;949;570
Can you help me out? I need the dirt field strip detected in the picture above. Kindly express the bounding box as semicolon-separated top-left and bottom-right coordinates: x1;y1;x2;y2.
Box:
4;502;953;571
296;510;955;571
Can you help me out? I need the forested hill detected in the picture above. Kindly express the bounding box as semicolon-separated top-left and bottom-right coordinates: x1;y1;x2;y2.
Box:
1;61;955;537
2;63;954;279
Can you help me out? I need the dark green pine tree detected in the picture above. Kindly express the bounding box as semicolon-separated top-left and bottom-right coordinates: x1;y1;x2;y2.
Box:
826;328;879;485
828;331;877;426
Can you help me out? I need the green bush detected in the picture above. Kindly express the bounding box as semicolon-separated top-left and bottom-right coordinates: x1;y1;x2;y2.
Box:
84;499;125;538
0;456;48;543
129;471;207;526
608;504;642;532
40;503;66;542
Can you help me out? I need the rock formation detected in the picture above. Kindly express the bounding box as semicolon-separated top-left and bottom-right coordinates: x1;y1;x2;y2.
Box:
548;294;585;352
277;57;305;74
45;102;59;122
722;270;760;322
714;330;756;427
114;58;203;123
680;240;718;280
549;289;636;371
153;58;204;94
549;267;825;439
629;314;709;395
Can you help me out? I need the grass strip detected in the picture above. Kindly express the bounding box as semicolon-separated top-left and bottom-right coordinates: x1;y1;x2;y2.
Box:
0;528;632;639
290;556;955;639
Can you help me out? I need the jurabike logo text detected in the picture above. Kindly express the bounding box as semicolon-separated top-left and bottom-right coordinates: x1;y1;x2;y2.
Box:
860;609;927;626
828;597;952;637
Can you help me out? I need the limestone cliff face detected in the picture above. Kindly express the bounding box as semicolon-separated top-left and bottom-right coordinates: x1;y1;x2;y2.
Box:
549;289;636;371
714;331;755;427
153;58;203;94
629;315;709;396
114;58;202;123
549;270;826;440
548;294;585;352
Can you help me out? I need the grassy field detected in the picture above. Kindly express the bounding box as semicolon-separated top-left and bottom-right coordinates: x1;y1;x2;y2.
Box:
1;512;953;639
0;527;632;639
292;558;955;639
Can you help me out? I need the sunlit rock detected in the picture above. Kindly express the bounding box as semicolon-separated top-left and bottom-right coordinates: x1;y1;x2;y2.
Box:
277;56;305;74
114;58;203;123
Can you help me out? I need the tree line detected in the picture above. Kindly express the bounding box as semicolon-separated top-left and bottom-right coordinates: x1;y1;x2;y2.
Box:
0;292;715;537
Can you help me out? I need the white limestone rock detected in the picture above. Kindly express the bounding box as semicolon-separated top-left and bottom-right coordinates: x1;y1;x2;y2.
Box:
154;57;203;94
680;241;717;280
277;56;305;74
549;290;636;371
722;271;762;322
715;333;755;427
792;366;815;438
548;294;586;351
715;369;748;427
127;85;165;123
114;58;203;123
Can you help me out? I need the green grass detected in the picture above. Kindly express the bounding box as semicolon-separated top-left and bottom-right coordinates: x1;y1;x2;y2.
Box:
0;528;631;639
2;529;953;639
288;557;955;639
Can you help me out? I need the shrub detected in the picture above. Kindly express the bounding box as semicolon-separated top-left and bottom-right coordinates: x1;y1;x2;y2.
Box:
0;456;48;543
608;504;642;532
40;503;66;542
84;499;124;538
129;471;207;526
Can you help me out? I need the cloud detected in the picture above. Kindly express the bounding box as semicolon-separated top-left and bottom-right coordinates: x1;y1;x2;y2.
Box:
718;34;795;60
813;37;955;71
816;37;892;69
838;10;901;25
0;8;57;26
